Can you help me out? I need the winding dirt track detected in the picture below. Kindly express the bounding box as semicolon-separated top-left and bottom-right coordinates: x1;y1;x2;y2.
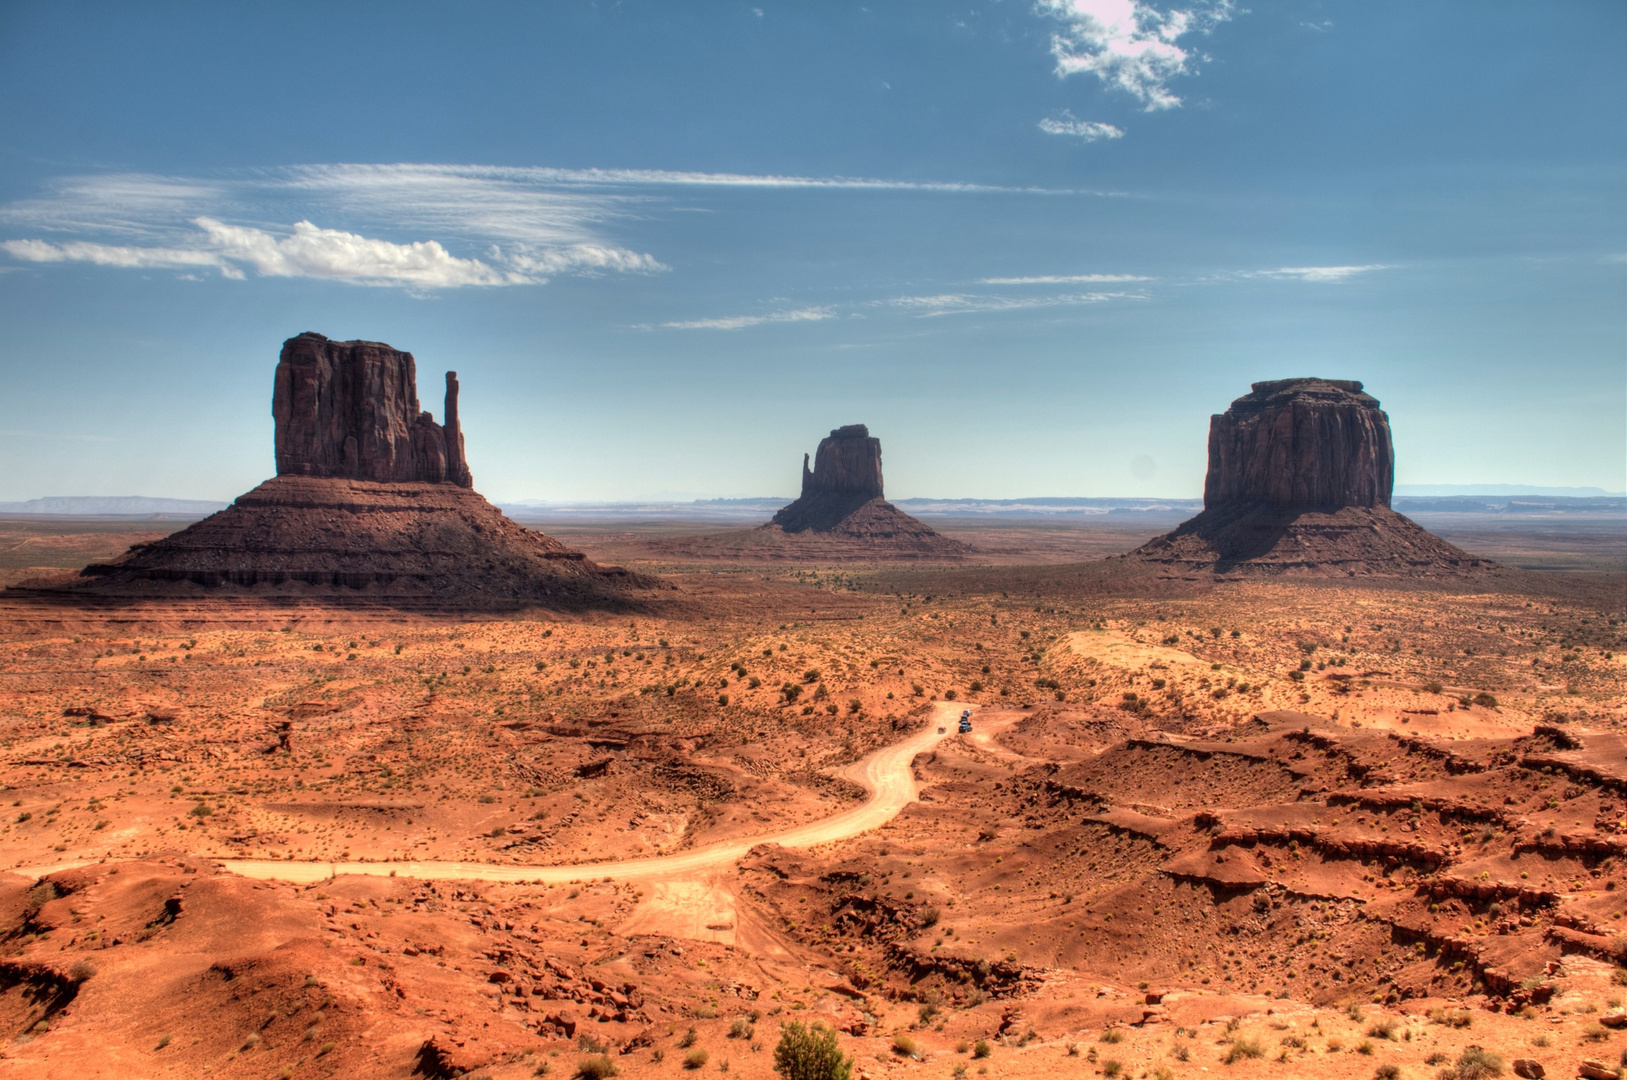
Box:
218;702;970;887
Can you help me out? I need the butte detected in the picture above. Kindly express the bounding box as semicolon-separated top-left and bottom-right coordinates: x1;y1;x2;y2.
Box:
1129;378;1490;576
48;332;648;608
756;425;968;559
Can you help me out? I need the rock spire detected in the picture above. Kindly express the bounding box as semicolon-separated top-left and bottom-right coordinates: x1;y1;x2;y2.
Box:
273;332;471;487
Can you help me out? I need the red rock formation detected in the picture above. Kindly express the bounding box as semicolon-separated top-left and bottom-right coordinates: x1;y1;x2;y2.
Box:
762;426;966;558
1203;379;1393;510
801;424;884;500
273;332;470;487
1132;379;1488;576
50;333;650;608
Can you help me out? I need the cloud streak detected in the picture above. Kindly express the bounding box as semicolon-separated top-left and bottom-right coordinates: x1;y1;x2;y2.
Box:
888;291;1146;316
1236;264;1394;283
1038;0;1234;111
659;306;835;330
979;272;1150;284
0;163;1114;289
1038;111;1124;141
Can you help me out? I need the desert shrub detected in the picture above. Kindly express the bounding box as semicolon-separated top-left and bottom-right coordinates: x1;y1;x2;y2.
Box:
683;1050;709;1070
919;906;940;928
678;1028;698;1049
1427;1008;1472;1029
1222;1037;1264;1064
1439;1045;1504;1079
891;1033;918;1058
68;959;96;981
1102;1062;1123;1078
1366;1016;1398;1040
1473;692;1499;709
773;1021;851;1080
1581;1022;1610;1042
577;1055;619;1080
729;1019;755;1040
971;1041;991;1059
1374;1066;1400;1080
1099;1028;1124;1044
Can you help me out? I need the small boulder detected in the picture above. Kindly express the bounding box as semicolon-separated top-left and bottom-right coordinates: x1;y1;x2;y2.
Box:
1511;1059;1544;1079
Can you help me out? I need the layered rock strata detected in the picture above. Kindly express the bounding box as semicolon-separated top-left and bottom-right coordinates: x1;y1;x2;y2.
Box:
47;333;646;607
761;425;966;558
1132;379;1487;575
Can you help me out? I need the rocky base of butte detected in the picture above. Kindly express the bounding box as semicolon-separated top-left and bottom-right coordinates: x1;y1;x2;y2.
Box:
60;476;643;607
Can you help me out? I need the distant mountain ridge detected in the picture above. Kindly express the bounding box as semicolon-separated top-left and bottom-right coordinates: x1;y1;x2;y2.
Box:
7;493;1621;521
0;496;230;517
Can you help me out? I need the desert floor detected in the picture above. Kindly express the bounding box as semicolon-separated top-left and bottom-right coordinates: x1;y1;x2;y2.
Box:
0;512;1622;1080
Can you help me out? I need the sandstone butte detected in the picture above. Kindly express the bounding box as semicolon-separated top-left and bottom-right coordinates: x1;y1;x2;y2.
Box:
761;424;968;558
36;332;649;608
1132;377;1491;576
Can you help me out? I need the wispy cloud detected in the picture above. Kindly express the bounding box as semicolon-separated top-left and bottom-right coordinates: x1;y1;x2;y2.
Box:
979;272;1150;284
659;306;835;331
0;163;1112;289
1037;0;1234;111
888;291;1145;316
1038;110;1124;141
1236;264;1394;283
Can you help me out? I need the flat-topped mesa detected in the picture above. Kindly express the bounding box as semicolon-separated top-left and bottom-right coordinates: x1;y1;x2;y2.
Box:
801;424;885;499
1130;377;1489;576
273;331;472;487
1204;378;1393;511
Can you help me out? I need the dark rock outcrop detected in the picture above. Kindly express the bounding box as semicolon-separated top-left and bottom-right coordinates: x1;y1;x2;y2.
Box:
273;332;471;487
759;426;967;559
1203;379;1393;510
1132;379;1489;576
38;333;651;608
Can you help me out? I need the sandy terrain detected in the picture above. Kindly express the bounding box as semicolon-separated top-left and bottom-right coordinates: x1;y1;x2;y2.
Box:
0;515;1621;1079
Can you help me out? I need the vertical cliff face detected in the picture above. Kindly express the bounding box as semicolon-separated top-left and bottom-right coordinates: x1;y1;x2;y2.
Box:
272;332;471;487
1203;378;1393;510
801;424;885;499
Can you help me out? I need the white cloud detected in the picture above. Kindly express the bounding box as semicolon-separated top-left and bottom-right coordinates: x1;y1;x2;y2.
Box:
4;216;663;288
888;291;1145;316
979;272;1150;284
1;162;1113;289
1037;0;1233;111
1038;110;1125;141
1237;264;1394;283
1;236;230;273
660;307;835;331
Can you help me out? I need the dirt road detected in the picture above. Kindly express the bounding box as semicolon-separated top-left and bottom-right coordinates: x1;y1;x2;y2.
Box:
218;701;973;887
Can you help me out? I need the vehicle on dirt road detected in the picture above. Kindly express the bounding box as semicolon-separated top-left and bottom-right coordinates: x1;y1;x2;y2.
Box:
958;709;973;734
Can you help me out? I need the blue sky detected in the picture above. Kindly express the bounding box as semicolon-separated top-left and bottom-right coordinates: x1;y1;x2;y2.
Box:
1;0;1623;502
